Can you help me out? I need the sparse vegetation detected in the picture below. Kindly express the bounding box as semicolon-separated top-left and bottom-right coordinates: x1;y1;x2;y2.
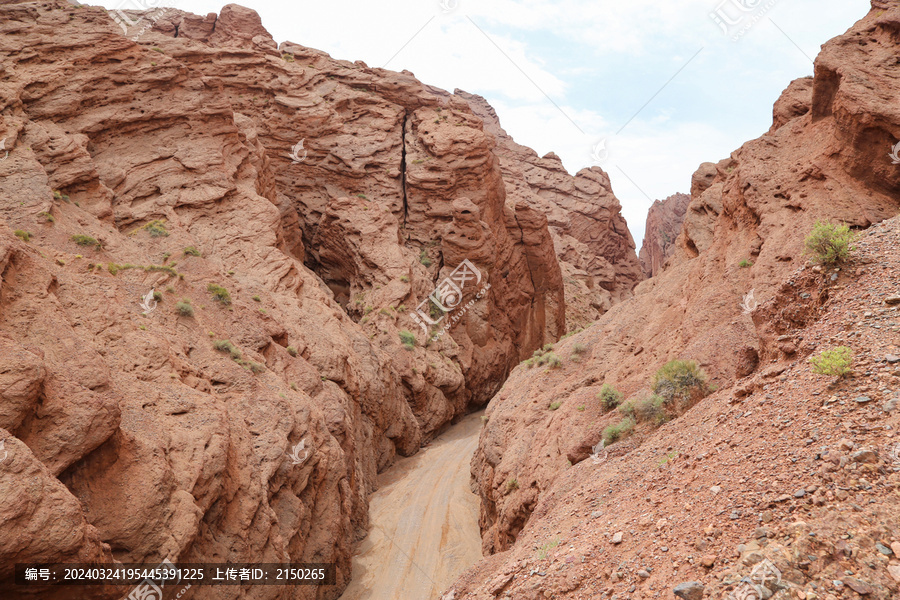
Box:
252;295;261;302
175;300;194;317
400;275;409;282
505;478;519;493
536;537;560;560
621;394;668;425
598;383;623;410
419;249;432;267
281;52;295;62
207;283;232;305
804;220;856;265
14;230;31;242
286;346;298;357
399;329;416;350
72;234;100;248
213;339;241;360
571;343;587;360
38;211;54;223
738;259;753;268
602;417;635;445
143;220;169;238
549;401;562;411
651;359;709;409
53;190;70;202
183;246;201;257
809;346;853;378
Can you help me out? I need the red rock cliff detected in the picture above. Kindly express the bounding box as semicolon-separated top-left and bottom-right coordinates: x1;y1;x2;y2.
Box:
639;192;690;278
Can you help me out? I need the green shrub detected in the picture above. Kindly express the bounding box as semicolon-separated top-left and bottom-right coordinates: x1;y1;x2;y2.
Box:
505;478;519;493
804;221;856;265
603;418;635;445
571;343;587;360
281;52;295;61
72;234;100;247
38;212;54;223
598;383;623;410
286;346;298;357
632;394;668;425
14;230;31;242
183;246;201;257
152;290;163;302
175;300;194;317
213;339;241;359
399;329;416;350
549;401;561;411
207;283;231;305
652;359;708;407
143;220;169;238
738;259;753;268
809;346;853;377
419;249;432;267
252;295;261;302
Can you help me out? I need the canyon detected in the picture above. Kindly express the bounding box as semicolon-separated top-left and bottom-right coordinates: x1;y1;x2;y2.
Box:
0;1;899;600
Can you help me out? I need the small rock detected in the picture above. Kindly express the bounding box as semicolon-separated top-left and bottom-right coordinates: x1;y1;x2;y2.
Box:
754;527;770;539
838;439;855;451
591;511;603;519
660;546;669;552
612;532;623;544
673;581;705;600
637;569;650;579
884;398;899;413
886;354;900;364
710;485;722;495
874;542;892;555
888;564;900;583
794;488;807;498
761;511;773;523
891;541;900;556
885;295;900;306
855;396;874;404
851;449;878;464
700;555;717;567
841;577;874;595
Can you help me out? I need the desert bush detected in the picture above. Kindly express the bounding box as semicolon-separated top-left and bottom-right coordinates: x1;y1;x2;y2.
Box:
175;300;194;317
72;234;100;247
38;211;54;223
602;418;635;445
143;220;169;238
286;346;298;357
183;246;201;257
213;339;241;360
809;346;853;377
505;478;519;493
739;259;753;268
207;283;231;305
632;394;668;425
549;401;561;411
399;329;416;350
652;359;708;407
598;383;623;411
804;221;856;264
14;230;31;242
419;249;432;267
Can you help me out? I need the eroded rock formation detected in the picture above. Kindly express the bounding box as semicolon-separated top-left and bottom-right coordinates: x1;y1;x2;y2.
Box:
639;193;689;278
458;91;642;330
463;2;900;595
0;2;583;598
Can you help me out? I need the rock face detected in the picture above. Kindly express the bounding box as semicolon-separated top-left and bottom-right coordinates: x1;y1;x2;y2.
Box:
458;91;643;330
462;0;900;592
638;193;690;278
0;2;569;597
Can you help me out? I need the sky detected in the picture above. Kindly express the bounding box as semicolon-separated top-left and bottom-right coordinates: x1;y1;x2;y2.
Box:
97;0;871;246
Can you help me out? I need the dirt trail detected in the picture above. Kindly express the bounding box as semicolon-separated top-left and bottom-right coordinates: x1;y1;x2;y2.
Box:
338;412;484;600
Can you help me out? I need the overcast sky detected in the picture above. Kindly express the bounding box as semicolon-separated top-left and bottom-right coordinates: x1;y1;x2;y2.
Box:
97;0;870;246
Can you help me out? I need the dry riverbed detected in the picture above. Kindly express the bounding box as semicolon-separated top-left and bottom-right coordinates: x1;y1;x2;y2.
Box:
338;412;484;600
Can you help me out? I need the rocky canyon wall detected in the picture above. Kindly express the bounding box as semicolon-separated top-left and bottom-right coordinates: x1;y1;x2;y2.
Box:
467;0;900;571
639;192;689;278
0;1;643;597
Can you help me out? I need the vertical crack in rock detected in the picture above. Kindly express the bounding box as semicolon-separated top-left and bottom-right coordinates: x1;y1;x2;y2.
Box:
400;110;409;230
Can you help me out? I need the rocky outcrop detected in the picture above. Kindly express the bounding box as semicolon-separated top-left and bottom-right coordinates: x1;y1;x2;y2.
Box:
0;2;565;597
458;91;642;330
638;193;689;278
463;0;900;591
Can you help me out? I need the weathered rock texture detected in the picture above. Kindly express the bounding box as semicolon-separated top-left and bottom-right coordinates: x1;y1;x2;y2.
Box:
458;91;642;330
0;2;589;598
638;192;689;278
462;1;900;596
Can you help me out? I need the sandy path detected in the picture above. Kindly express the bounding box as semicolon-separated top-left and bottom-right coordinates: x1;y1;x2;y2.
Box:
338;412;484;600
